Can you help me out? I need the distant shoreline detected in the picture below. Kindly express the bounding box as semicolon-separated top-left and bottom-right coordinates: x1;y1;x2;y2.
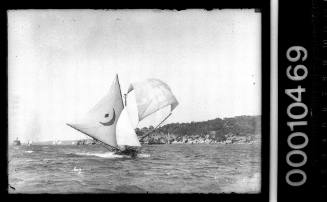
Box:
12;115;261;146
11;136;260;146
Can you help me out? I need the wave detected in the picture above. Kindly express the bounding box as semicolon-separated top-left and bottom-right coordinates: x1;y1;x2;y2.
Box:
221;173;260;193
114;185;147;193
75;152;150;159
75;152;125;159
137;153;151;158
24;151;34;153
72;167;82;174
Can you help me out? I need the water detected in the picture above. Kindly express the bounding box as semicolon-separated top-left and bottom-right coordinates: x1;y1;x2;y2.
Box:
8;144;260;193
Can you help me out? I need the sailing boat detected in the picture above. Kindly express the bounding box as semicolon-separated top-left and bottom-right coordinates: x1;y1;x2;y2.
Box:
13;137;21;146
66;74;178;157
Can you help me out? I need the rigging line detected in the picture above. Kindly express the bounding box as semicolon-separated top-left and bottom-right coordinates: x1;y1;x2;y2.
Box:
91;137;120;152
139;113;172;141
101;142;119;152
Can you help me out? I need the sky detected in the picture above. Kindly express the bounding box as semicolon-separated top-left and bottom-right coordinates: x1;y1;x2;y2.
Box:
8;9;261;142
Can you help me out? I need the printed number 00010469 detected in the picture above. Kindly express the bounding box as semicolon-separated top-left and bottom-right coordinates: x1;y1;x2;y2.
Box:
284;46;309;187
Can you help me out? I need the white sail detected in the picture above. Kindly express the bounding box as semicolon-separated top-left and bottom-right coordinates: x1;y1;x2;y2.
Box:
121;78;179;143
67;74;124;148
116;107;141;147
127;79;178;121
125;90;139;128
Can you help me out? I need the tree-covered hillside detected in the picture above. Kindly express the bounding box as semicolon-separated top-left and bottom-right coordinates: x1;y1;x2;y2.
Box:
135;115;261;143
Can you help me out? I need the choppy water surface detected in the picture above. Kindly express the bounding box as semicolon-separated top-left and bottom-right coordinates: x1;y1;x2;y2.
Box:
8;144;260;193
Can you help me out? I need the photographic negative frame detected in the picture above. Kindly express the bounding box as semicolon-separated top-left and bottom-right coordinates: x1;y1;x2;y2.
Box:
3;0;326;201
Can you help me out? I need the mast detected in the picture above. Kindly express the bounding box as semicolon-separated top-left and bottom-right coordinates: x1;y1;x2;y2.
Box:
124;93;127;107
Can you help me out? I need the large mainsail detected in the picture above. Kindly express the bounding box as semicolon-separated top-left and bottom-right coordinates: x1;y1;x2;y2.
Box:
67;74;124;149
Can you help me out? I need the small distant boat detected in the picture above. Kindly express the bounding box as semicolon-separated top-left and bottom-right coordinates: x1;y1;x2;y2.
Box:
13;137;21;146
27;140;32;146
67;74;178;158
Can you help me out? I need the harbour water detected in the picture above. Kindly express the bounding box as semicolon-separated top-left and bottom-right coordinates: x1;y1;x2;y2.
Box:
8;143;260;193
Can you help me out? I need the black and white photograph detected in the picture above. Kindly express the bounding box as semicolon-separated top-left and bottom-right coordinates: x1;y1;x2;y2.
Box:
8;9;262;193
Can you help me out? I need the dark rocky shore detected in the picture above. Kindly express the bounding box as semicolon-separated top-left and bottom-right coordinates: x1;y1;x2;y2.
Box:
139;133;260;145
75;132;260;145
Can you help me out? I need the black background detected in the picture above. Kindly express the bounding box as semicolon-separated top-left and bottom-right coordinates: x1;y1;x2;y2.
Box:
278;0;326;201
